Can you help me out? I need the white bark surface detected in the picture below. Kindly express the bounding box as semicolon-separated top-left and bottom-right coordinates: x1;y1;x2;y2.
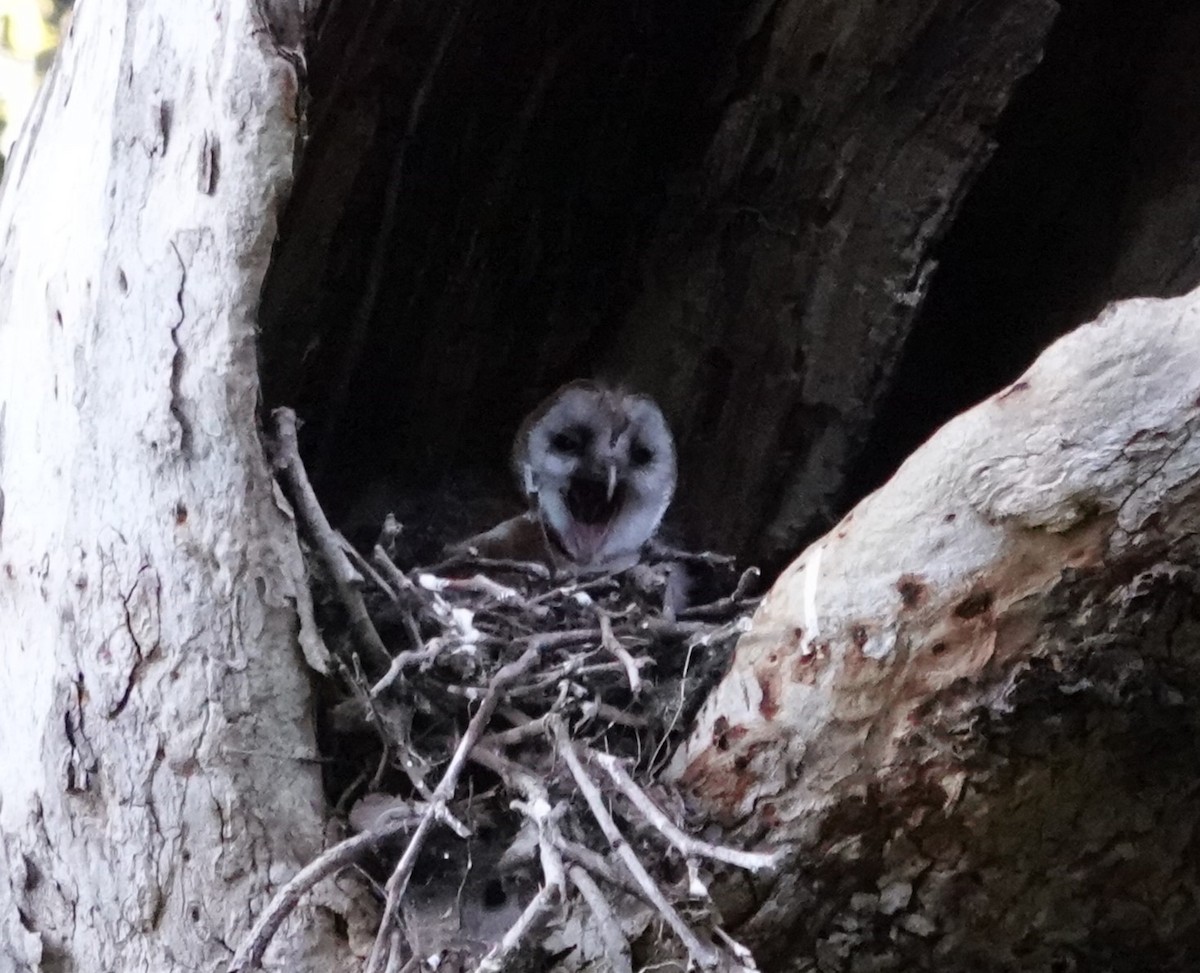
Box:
674;287;1200;827
668;291;1200;965
0;2;342;971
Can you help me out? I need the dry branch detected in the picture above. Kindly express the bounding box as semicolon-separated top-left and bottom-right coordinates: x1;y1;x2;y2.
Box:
271;408;391;672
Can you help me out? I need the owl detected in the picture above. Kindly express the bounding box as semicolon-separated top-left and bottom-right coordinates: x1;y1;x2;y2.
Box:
449;381;677;574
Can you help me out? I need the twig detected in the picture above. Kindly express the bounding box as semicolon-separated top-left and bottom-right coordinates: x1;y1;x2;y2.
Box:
365;642;544;973
474;876;561;973
481;713;552;747
649;640;699;774
555;838;653;905
569;865;633;973
271;408;391;673
595;607;642;696
340;536;400;600
645;541;737;568
381;926;410;973
587;750;782;874
227;822;409;972
578;698;649;730
419;572;526;606
330;655;400;792
466;746;568;971
370;644;445;699
713;926;760;971
677;567;762;621
507;660;625;698
426;553;552;581
551;721;722;969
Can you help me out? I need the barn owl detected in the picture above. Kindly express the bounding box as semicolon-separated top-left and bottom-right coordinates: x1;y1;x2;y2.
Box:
449;381;677;574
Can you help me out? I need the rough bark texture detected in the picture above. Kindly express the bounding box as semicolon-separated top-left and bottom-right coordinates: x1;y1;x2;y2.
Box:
673;292;1200;971
0;2;347;971
255;0;1059;570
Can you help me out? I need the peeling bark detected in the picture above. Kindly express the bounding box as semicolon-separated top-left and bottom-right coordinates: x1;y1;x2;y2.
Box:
674;292;1200;971
0;2;348;971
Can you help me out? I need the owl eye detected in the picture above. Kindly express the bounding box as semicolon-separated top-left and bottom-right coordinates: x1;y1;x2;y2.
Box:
550;426;590;455
630;442;654;467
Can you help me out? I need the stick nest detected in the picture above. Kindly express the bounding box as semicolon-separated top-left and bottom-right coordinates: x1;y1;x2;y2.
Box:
228;409;778;973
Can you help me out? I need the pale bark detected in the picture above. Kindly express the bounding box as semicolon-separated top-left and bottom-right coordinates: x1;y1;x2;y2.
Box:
0;2;346;972
673;292;1200;970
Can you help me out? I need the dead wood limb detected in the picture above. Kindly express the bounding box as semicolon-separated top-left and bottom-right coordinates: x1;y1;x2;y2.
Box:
578;698;649;730
271;408;392;673
468;748;568;973
470;747;653;904
481;713;553;747
339;535;400;600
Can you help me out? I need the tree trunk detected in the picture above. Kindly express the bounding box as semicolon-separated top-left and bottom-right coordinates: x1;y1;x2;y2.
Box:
0;2;349;971
674;292;1200;971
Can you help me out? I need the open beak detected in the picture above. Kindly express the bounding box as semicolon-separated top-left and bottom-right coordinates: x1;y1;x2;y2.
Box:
606;463;618;503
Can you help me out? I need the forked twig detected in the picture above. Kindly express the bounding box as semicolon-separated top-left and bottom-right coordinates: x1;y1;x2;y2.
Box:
595;606;644;695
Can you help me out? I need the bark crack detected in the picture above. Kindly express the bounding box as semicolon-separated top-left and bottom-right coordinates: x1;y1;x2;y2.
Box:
107;566;162;719
168;242;195;459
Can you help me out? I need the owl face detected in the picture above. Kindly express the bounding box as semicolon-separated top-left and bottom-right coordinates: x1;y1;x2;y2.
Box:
514;381;676;572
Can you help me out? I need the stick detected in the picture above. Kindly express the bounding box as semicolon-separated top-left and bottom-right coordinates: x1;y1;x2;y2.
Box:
555;838;652;905
595;607;642;696
364;642;544;973
587;750;782;874
677;567;762;621
271;409;392;673
418;571;525;606
466;746;569;972
481;713;552;747
474;878;560;973
579;698;649;730
569;865;633;973
425;553;552;581
369;643;444;698
227;822;410;972
551;721;722;969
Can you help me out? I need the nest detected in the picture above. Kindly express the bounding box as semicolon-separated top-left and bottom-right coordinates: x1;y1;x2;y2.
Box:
228;410;778;973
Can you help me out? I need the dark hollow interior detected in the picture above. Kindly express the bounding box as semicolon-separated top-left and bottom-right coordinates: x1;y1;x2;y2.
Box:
258;0;1200;575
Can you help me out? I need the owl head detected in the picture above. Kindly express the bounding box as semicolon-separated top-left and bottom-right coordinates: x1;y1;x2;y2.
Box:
513;381;677;572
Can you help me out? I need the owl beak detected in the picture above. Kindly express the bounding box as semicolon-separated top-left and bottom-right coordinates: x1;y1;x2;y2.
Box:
605;464;618;503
